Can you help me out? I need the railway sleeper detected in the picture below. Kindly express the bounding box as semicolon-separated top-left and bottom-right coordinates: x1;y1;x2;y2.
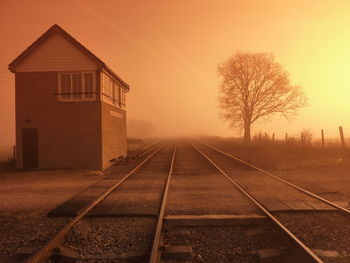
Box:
255;247;291;263
160;245;193;262
50;245;149;262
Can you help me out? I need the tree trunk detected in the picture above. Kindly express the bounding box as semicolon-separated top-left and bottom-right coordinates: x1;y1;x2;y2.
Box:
243;122;251;144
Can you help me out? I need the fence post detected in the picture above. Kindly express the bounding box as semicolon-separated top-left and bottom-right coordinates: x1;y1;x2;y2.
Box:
301;133;304;146
339;126;345;147
285;133;288;143
12;145;16;162
272;133;275;142
321;129;325;148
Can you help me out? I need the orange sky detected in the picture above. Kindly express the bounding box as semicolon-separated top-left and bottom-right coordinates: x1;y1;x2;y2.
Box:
1;0;350;145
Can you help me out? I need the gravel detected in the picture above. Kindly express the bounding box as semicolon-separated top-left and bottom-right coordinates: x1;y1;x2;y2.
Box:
64;217;156;259
275;212;350;262
162;224;296;263
0;210;70;262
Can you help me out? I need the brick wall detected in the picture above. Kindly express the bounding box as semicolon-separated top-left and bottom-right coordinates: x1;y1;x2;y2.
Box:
15;72;102;169
101;102;127;170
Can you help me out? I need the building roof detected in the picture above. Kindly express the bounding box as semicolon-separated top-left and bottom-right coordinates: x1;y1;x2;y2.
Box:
8;24;129;91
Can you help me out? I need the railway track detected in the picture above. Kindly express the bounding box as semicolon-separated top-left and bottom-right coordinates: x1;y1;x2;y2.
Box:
191;140;350;263
23;140;350;263
156;141;299;262
25;142;175;263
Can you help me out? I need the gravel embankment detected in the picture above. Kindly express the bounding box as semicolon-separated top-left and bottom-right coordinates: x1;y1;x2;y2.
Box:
64;217;156;259
275;212;350;262
163;224;297;263
0;211;70;262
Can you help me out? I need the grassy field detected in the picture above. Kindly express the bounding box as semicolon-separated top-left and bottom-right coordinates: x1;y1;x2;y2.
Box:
201;136;350;171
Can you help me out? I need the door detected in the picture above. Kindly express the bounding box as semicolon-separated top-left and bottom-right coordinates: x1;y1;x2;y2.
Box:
22;128;38;168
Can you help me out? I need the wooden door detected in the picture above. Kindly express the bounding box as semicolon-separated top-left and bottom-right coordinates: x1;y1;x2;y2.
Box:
22;128;38;168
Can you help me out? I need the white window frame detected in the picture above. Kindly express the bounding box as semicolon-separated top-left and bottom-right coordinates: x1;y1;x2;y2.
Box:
58;71;96;102
101;72;126;109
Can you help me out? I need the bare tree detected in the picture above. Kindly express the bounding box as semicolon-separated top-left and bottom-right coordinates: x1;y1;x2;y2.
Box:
218;52;307;143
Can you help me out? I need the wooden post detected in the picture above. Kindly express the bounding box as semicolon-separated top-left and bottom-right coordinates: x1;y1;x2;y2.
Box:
321;129;325;148
272;133;275;142
339;126;345;147
301;133;304;146
13;145;15;161
285;133;288;143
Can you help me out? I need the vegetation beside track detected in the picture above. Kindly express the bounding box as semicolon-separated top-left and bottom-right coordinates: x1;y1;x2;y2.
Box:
202;136;350;171
127;137;159;157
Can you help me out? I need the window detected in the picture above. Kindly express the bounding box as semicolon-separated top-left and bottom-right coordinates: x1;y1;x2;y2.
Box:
101;73;126;109
102;74;113;103
58;72;96;101
84;73;94;98
72;74;82;99
113;83;120;106
121;90;126;108
61;74;71;99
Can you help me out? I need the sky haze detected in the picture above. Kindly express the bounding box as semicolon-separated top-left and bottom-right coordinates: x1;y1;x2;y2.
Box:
1;0;350;145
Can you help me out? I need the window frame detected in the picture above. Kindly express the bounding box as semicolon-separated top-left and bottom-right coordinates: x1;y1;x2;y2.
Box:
58;71;96;102
120;89;126;109
101;72;126;109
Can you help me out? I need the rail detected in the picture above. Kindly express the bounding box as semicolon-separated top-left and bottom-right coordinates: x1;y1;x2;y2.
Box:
149;142;177;263
25;143;166;263
191;141;324;263
199;141;350;215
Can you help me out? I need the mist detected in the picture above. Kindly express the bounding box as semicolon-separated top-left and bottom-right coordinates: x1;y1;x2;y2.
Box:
1;0;350;146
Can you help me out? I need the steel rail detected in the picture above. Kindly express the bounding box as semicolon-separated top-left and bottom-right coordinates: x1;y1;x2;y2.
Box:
138;140;163;158
190;141;324;263
149;142;177;263
199;141;350;215
25;143;167;263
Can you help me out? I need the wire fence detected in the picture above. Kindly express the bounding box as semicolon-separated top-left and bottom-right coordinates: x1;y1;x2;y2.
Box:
252;126;348;148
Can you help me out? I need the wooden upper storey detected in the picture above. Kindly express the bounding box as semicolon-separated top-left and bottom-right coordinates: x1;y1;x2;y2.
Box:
8;24;129;92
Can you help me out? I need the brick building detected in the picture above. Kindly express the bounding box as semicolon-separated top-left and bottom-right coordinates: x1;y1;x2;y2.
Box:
8;24;129;170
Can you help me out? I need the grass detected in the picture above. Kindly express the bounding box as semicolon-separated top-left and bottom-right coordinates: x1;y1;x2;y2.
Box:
127;137;159;157
201;136;350;170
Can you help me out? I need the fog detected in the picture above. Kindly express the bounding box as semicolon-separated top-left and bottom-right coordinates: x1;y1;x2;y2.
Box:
1;0;350;146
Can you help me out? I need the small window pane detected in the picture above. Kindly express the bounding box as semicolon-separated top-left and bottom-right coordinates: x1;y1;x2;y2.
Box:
72;74;82;98
84;73;93;98
106;78;113;103
109;79;113;102
121;90;126;108
102;75;112;102
113;83;120;106
102;75;106;94
61;74;71;99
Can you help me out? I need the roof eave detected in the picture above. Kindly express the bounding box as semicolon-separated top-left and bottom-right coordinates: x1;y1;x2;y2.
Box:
102;65;130;92
8;24;130;92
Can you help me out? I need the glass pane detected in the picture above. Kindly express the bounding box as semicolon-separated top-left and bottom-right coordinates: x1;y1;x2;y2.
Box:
61;74;71;99
121;90;125;108
84;73;93;98
103;75;108;96
72;74;82;98
107;78;113;102
113;84;120;105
